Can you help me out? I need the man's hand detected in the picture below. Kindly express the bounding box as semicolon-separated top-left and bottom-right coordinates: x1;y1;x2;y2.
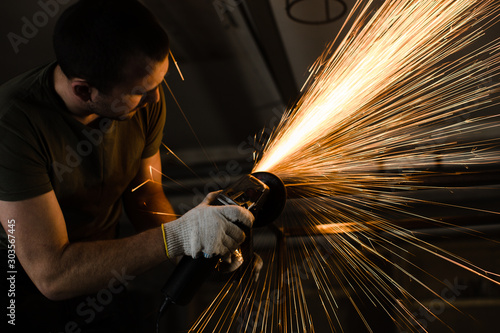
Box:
162;192;255;258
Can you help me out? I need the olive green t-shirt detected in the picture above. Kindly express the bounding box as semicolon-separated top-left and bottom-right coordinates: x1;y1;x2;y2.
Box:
0;62;166;249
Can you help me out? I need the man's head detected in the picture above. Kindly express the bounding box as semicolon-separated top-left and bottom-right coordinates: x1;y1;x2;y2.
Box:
53;0;170;120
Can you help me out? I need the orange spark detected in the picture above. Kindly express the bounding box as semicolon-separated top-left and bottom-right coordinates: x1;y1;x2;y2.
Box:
188;0;500;332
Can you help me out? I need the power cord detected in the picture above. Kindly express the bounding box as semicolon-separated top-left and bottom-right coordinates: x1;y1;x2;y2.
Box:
155;296;173;333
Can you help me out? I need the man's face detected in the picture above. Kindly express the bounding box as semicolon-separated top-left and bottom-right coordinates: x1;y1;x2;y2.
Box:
88;54;170;120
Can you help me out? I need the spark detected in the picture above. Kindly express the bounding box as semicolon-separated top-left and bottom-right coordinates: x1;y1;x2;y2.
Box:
163;79;219;172
141;210;179;217
187;0;500;332
169;50;185;81
131;179;152;193
161;142;204;181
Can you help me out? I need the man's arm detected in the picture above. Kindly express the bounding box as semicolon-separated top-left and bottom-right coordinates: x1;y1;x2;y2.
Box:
0;190;167;301
123;150;177;231
0;150;174;300
0;150;253;301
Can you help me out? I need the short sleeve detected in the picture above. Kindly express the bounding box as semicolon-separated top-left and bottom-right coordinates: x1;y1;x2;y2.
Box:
141;84;167;158
0;111;52;201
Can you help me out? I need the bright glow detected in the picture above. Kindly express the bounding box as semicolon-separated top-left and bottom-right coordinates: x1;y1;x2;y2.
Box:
189;0;500;332
255;1;500;175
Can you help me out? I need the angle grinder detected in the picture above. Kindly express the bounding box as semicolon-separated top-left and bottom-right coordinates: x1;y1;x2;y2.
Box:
159;171;286;307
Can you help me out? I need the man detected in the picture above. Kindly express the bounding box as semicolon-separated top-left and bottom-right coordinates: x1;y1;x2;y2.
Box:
0;0;253;331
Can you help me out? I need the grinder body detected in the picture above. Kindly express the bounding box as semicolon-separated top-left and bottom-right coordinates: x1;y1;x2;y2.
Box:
161;172;285;306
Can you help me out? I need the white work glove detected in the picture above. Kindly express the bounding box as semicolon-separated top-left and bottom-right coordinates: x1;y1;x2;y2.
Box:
162;192;255;258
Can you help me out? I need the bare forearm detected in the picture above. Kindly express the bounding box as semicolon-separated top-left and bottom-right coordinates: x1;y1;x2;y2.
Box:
42;227;166;300
124;187;177;231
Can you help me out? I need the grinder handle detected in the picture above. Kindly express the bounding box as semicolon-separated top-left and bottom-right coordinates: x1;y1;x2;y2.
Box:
160;255;220;306
160;197;247;305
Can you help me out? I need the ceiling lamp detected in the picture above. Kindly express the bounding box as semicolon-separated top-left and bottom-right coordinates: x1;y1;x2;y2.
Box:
286;0;347;24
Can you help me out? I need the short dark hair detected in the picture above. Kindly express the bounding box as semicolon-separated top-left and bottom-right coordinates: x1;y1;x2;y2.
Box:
53;0;170;94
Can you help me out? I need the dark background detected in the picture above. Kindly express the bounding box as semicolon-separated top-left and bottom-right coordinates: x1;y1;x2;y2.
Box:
1;0;499;332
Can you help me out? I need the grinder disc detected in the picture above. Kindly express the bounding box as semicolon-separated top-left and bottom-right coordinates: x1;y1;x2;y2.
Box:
251;171;287;227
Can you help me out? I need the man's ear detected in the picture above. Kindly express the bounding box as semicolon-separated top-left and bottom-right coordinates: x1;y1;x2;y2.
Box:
71;80;93;102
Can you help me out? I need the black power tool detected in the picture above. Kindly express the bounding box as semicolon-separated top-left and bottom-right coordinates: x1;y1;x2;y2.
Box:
156;172;286;330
